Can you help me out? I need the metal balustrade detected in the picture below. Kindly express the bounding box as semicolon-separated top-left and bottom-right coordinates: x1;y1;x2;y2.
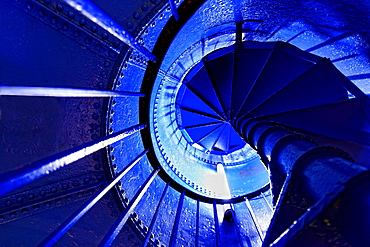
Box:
1;0;370;246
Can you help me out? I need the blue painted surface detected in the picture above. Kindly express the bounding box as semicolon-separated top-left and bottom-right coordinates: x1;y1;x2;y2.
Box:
2;0;370;246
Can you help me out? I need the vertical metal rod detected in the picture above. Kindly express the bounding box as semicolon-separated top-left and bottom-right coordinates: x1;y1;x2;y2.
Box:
62;0;156;61
195;198;200;247
245;198;264;241
261;192;274;212
142;182;170;247
169;190;186;247
39;150;149;247
213;201;220;247
0;85;145;97
99;168;160;247
0;124;146;197
235;22;243;47
229;204;244;247
168;0;179;21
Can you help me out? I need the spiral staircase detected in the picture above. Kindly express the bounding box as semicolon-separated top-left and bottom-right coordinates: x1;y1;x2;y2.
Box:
1;0;370;246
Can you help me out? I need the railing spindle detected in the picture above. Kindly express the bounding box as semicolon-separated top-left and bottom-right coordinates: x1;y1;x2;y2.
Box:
39;150;149;247
99;167;160;247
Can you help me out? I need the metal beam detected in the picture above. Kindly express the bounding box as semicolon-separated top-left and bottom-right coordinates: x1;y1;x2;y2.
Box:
39;150;148;247
0;85;145;97
62;0;156;61
0;124;146;197
245;198;264;241
142;182;170;247
213;201;220;247
168;0;180;21
195;198;200;247
169;190;185;247
98;168;160;247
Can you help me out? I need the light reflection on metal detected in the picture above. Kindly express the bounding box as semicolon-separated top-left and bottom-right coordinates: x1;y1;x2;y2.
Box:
142;182;170;247
213;201;220;247
216;162;232;199
39;150;149;247
0;124;146;197
99;168;160;247
195;199;200;247
169;190;186;247
0;85;145;97
261;192;274;212
168;0;179;21
245;197;264;241
62;0;156;61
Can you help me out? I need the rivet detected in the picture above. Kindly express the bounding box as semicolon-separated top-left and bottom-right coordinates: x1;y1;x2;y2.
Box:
126;21;133;29
16;197;23;204
33;205;40;211
72;180;80;187
141;4;148;11
45;201;51;207
95;44;103;51
0;216;5;222
73;30;81;38
101;32;108;39
111;109;115;115
93;102;101;109
113;41;120;48
51;187;58;193
93;154;99;161
68;11;75;19
21;209;29;215
96;174;104;181
94;164;102;170
77;192;84;198
40;190;47;196
84;37;92;45
50;17;58;24
38;9;46;17
111;155;116;161
4;200;12;207
83;177;91;184
62;23;70;31
26;2;34;10
10;212;17;218
79;18;87;26
90;25;98;33
61;183;69;190
56;199;62;204
104;61;111;68
109;128;113;134
109;50;117;59
56;4;63;11
28;193;35;200
133;13;140;20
